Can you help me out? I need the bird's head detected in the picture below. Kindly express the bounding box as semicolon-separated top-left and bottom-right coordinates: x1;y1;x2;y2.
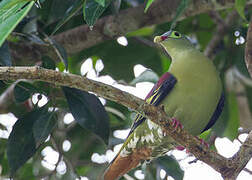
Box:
154;31;194;59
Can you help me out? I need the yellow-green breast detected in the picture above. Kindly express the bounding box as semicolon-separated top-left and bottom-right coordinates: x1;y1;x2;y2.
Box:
165;49;222;135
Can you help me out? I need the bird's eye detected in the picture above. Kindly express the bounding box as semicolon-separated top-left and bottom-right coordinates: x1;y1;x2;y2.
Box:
169;31;181;38
174;32;180;36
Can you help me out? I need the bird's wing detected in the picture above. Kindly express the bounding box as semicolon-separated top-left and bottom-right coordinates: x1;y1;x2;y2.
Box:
128;72;177;136
201;92;225;133
104;72;223;180
103;72;177;180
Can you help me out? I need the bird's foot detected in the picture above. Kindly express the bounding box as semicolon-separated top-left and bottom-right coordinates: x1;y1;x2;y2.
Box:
196;137;209;148
171;117;183;131
175;138;209;153
171;118;184;151
175;146;190;153
175;146;185;151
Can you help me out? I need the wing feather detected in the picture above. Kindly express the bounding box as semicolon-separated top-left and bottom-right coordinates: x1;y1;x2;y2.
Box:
128;72;177;135
201;92;225;132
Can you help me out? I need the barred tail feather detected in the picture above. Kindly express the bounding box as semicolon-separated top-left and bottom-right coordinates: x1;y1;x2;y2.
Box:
103;147;152;180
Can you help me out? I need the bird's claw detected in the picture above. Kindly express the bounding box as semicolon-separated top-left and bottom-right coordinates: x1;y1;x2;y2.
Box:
175;146;190;153
175;138;209;154
175;146;185;151
171;117;183;131
196;137;209;148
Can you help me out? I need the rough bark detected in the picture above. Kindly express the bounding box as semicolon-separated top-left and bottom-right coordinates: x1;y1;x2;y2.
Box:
0;66;252;179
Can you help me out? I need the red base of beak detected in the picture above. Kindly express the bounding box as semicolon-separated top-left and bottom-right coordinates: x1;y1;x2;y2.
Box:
161;36;168;41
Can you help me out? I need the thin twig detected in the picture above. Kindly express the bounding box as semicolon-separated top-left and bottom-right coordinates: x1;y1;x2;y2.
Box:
133;37;157;48
244;168;252;175
51;135;81;179
233;67;252;87
226;131;252;179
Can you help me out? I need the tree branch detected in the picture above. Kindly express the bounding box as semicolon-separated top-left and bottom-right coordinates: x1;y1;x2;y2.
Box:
244;168;252;175
245;15;252;78
1;66;252;178
227;131;252;179
0;80;33;116
0;82;16;114
204;10;238;58
9;0;252;64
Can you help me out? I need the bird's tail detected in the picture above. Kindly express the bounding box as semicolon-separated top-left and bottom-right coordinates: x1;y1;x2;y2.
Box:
103;147;152;180
103;154;139;180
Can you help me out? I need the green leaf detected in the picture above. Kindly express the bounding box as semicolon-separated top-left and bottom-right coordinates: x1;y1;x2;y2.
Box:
70;38;163;81
213;92;239;140
156;156;184;180
130;69;159;85
7;105;54;175
42;56;56;70
143;164;156;180
49;38;68;70
95;0;105;7
52;0;83;35
83;0;112;27
0;0;29;16
144;0;155;13
127;26;155;37
0;41;12;66
57;61;66;72
223;92;239;140
33;110;56;145
0;80;7;95
0;139;9;175
235;0;247;21
111;0;121;14
62;87;110;144
245;86;252;114
0;1;34;47
199;129;211;140
23;33;46;45
38;0;79;24
16;163;36;180
0;123;7;131
14;81;38;103
170;0;189;30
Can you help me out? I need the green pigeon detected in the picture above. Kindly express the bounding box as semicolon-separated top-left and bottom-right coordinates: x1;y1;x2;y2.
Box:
103;30;224;180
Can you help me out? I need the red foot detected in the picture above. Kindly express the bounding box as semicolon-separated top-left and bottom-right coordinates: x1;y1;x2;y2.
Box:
196;137;209;148
176;138;209;154
175;146;190;153
175;146;185;151
171;118;183;130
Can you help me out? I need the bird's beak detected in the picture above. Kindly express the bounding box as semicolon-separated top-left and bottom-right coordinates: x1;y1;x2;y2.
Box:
154;35;168;43
154;30;171;43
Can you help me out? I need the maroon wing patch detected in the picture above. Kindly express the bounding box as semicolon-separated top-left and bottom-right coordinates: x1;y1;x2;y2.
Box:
129;72;177;134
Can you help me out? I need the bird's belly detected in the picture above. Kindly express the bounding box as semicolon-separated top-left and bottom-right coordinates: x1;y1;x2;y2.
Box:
137;87;221;157
162;84;220;135
120;74;221;159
